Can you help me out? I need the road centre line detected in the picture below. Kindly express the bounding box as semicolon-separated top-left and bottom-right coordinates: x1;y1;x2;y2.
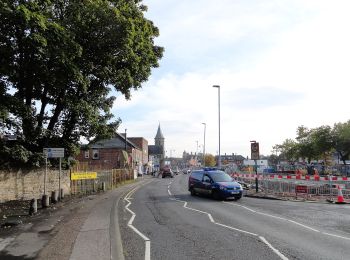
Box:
259;236;289;260
223;201;350;239
170;196;288;260
167;181;172;195
322;232;350;241
124;182;152;260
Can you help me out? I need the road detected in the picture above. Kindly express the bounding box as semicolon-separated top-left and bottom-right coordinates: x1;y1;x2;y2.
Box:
1;174;350;260
118;174;350;260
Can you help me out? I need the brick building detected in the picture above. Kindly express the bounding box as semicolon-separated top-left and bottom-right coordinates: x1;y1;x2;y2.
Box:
128;137;148;165
76;132;142;170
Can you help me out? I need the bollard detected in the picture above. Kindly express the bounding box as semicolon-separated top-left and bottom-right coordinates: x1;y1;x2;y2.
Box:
29;198;37;215
102;182;106;191
51;190;58;204
60;188;64;200
42;194;49;208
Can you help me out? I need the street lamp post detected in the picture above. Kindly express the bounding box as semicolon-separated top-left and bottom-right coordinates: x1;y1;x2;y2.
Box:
213;85;221;168
202;122;206;167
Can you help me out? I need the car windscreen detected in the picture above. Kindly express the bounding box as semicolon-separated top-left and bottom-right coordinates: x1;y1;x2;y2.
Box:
210;172;233;182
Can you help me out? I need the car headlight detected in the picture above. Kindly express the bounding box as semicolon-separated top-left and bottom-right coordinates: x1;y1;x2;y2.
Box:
219;186;227;190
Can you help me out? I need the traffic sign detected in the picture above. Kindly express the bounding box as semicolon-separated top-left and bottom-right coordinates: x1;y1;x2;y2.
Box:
251;142;259;160
43;148;64;158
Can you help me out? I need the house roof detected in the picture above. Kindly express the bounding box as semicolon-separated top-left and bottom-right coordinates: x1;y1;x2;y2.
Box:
90;132;139;149
148;145;163;155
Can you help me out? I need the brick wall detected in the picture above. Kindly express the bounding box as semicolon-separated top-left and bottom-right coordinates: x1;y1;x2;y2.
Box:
76;148;124;170
0;169;70;203
128;137;149;165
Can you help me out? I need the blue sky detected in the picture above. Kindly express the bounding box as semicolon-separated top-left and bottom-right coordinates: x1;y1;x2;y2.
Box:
112;0;350;158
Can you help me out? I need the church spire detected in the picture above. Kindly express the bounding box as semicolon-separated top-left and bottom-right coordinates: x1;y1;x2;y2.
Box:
155;124;164;148
155;124;164;139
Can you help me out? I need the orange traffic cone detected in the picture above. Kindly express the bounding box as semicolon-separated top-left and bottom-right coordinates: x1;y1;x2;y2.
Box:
336;185;346;204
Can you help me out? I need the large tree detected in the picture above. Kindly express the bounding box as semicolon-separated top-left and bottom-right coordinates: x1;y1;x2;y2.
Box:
0;0;163;168
332;121;350;164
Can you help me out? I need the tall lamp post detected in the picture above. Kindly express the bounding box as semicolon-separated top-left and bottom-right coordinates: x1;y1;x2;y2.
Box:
250;140;260;193
202;122;206;167
213;85;221;168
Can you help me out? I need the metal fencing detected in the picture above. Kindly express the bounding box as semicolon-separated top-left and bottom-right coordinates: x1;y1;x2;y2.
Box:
235;176;350;201
70;168;133;195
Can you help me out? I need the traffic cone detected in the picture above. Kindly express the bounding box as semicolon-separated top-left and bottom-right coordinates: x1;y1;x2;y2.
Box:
336;185;346;204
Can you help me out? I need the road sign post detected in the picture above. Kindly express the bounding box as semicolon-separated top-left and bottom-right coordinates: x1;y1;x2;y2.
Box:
250;142;260;193
43;148;65;200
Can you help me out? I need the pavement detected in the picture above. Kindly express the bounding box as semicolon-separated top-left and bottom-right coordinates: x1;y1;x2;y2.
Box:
0;177;149;260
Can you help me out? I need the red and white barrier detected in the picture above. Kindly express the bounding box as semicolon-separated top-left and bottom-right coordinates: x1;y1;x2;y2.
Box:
231;173;350;182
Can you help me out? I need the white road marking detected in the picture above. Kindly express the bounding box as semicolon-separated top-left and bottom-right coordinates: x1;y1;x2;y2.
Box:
259;236;289;260
322;232;350;241
214;222;258;236
287;220;320;233
124;184;151;260
171;198;288;260
223;201;350;240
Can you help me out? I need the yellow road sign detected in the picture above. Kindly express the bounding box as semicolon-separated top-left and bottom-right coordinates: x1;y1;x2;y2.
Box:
71;172;97;180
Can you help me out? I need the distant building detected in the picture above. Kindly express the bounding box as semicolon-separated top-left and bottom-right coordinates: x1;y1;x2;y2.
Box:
217;154;246;166
148;124;165;171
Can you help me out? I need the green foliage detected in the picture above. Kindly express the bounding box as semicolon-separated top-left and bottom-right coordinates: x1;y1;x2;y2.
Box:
273;121;350;164
332;120;350;164
0;0;163;169
274;139;298;162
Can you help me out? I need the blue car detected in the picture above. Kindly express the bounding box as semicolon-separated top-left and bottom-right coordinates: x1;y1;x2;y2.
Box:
188;168;243;200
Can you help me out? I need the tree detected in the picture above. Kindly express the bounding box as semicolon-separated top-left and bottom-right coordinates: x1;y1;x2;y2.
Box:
0;0;163;168
295;126;316;163
275;139;298;162
332;121;350;164
309;126;333;164
204;154;216;167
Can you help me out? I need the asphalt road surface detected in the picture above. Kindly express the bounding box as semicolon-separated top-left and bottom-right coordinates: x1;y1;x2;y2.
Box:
118;174;350;260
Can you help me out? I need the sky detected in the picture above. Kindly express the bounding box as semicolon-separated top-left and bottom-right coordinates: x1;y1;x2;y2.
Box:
112;0;350;158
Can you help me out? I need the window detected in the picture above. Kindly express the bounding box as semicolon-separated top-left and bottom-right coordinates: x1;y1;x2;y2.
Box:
191;171;203;181
84;150;89;159
210;172;232;182
92;149;99;160
203;175;211;183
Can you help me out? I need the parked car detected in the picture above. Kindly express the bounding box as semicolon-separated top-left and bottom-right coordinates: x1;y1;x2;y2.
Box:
188;168;243;200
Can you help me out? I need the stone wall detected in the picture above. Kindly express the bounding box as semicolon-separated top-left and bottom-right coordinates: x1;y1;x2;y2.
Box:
0;169;70;202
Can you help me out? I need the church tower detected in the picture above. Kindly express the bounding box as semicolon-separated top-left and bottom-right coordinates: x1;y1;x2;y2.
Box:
155;124;164;147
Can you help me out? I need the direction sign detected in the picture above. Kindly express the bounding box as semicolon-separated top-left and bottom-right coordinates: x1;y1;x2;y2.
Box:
43;148;64;158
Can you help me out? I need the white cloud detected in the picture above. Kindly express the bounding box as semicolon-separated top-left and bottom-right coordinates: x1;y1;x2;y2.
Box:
113;0;350;158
